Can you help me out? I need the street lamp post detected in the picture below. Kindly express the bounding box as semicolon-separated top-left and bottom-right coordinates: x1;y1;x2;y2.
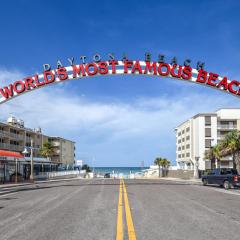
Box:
92;156;95;175
210;138;215;169
22;138;35;182
15;158;18;184
30;139;34;181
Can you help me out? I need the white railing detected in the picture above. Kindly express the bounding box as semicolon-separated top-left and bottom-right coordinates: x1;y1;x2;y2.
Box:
46;170;80;179
218;125;237;129
0;130;9;137
0;142;9;148
9;144;23;151
9;133;24;140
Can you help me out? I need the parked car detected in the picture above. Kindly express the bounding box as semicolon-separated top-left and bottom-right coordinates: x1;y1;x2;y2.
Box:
104;173;111;178
202;168;240;189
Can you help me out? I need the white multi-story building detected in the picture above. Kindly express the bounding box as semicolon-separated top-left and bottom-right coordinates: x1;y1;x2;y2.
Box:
175;108;240;170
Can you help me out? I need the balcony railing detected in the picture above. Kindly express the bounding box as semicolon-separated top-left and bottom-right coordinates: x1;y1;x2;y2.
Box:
217;125;237;130
9;144;24;151
0;130;9;137
217;135;225;139
52;142;60;147
0;142;9;149
9;133;25;140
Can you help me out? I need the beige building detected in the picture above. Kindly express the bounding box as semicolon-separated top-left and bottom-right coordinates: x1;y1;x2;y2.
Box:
175;108;240;171
0;116;75;166
48;137;75;166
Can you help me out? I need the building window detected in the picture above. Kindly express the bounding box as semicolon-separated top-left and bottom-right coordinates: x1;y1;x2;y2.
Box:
205;116;211;126
186;127;190;132
205;128;211;137
186;144;190;149
182;130;185;134
178;132;181;136
178;147;181;151
182;138;185;142
181;153;185;158
186;153;190;157
178;154;181;158
178;139;181;143
182;146;185;150
186;135;190;140
205;139;211;148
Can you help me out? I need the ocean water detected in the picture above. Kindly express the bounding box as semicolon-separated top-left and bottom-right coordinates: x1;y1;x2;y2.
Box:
93;167;148;177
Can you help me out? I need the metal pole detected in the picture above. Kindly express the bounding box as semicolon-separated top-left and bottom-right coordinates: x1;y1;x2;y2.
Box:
92;156;95;174
15;158;18;184
30;138;34;181
4;163;6;183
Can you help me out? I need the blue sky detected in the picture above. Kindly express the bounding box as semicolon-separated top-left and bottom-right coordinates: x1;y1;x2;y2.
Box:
1;0;240;166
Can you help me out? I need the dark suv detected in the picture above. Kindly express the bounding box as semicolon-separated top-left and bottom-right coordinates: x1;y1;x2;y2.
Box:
202;168;240;189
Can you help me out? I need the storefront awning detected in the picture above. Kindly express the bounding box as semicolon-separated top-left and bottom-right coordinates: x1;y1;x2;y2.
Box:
0;150;24;159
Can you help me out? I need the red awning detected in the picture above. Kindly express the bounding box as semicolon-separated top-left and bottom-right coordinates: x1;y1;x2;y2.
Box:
0;150;24;158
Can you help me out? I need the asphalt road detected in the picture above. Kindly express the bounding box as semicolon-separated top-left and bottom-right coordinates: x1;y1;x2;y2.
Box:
1;178;240;240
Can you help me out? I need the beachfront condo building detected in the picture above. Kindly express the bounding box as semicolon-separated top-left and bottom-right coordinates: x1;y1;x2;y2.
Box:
175;108;240;170
0;116;75;166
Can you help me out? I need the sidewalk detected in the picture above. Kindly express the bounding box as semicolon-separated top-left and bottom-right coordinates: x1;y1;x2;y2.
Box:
0;182;32;189
141;177;202;185
0;176;84;194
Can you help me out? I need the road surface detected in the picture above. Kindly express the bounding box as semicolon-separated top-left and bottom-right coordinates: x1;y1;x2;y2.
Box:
1;178;240;240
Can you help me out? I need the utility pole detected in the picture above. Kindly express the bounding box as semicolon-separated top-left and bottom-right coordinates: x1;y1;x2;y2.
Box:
15;158;18;184
30;138;34;181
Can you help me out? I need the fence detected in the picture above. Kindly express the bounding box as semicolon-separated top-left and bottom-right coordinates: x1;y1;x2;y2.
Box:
34;170;81;180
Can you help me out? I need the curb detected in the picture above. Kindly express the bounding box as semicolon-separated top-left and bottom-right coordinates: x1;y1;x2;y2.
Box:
0;182;32;189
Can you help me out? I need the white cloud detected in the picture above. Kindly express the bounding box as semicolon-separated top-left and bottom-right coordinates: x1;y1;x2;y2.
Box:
0;68;24;86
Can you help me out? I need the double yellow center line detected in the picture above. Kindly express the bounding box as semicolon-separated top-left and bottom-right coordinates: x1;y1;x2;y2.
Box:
116;179;136;240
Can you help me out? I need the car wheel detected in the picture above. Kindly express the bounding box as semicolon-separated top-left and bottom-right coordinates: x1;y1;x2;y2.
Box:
223;180;230;190
202;179;207;186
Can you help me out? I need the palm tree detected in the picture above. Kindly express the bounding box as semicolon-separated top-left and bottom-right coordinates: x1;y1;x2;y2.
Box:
204;145;221;169
82;164;91;173
154;157;171;177
161;158;171;177
220;130;240;172
154;157;162;178
39;141;55;161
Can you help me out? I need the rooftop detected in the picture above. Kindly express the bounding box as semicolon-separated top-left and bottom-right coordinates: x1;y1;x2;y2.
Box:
175;108;240;129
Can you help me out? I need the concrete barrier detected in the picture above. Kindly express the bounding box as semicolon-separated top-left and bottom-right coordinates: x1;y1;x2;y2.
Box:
165;169;194;179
